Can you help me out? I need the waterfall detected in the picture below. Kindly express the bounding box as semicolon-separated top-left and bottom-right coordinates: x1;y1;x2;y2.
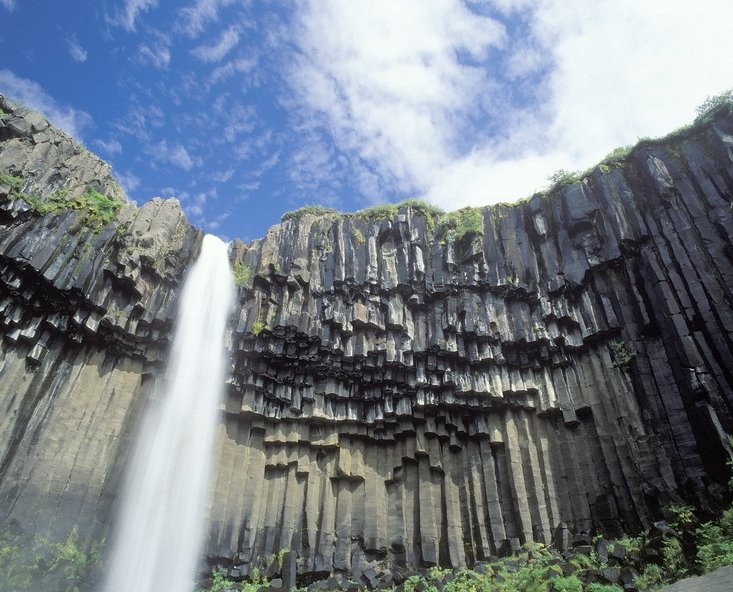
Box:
104;234;234;592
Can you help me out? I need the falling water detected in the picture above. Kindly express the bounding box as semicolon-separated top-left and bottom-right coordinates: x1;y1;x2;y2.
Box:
104;234;234;592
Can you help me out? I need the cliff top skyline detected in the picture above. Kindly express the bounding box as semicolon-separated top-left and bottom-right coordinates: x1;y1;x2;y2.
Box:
1;0;732;241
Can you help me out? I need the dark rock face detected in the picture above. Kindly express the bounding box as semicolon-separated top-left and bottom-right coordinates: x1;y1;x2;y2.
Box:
0;95;201;542
1;96;733;577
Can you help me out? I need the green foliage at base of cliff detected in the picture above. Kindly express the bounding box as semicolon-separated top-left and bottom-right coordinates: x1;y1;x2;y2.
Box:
0;525;101;592
197;494;733;592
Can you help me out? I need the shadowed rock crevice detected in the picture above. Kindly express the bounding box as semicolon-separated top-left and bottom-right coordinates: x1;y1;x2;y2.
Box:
0;95;732;578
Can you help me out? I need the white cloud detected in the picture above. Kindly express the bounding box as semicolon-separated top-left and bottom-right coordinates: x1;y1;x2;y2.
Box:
179;0;236;38
0;0;16;12
114;0;158;32
0;69;92;139
287;0;733;210
67;35;88;63
138;42;171;69
209;55;257;85
211;96;256;143
534;0;733;164
288;0;505;200
93;138;123;155
117;170;141;193
213;168;234;182
191;26;240;63
150;139;201;170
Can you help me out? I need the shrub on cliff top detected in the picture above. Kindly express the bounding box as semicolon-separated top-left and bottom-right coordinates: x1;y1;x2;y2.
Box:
281;205;340;222
436;207;484;244
695;88;733;124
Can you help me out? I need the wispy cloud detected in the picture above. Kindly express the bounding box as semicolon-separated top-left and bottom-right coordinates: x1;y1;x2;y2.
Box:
286;0;733;210
0;0;16;12
288;0;505;200
211;95;256;143
212;168;234;182
67;35;88;63
93;138;123;155
0;69;92;138
191;26;240;63
112;0;158;32
209;55;257;86
114;102;164;142
138;41;171;69
117;170;140;194
150;139;201;170
178;0;236;38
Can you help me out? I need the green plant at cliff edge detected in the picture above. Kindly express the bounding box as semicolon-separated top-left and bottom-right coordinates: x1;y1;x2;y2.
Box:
436;207;484;244
695;89;733;124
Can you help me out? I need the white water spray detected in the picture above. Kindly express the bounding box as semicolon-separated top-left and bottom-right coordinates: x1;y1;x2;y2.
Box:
104;234;234;592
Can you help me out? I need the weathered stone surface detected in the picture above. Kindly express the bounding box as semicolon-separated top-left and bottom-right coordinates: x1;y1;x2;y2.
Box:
211;109;733;572
1;95;733;579
659;564;733;592
0;95;202;544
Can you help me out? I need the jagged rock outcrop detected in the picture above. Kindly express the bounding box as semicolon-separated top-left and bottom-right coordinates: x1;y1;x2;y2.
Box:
1;95;733;579
0;95;201;543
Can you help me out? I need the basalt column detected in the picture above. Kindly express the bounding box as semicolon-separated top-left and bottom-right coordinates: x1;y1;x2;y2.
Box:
211;114;733;575
1;97;733;577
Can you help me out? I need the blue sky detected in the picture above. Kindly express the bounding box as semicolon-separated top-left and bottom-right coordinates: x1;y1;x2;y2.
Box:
1;0;732;241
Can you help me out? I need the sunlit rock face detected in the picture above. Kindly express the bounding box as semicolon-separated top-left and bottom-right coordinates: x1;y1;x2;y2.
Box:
1;94;733;578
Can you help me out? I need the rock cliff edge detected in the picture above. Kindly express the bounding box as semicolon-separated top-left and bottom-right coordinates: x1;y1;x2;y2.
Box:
1;94;732;579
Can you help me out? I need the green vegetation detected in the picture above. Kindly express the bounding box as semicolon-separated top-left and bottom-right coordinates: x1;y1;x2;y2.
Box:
281;205;340;222
0;171;123;230
22;187;123;229
251;321;267;336
199;489;733;592
600;145;634;169
0;526;100;592
122;245;143;256
232;261;253;287
610;341;637;370
0;171;24;193
696;506;733;572
436;207;484;244
695;88;733;124
668;504;696;529
280;199;444;234
400;198;444;231
353;203;399;222
548;169;583;187
350;199;445;232
196;567;265;592
352;228;365;244
542;89;733;196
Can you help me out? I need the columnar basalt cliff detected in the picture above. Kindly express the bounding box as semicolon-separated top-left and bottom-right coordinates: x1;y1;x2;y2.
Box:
1;95;733;579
